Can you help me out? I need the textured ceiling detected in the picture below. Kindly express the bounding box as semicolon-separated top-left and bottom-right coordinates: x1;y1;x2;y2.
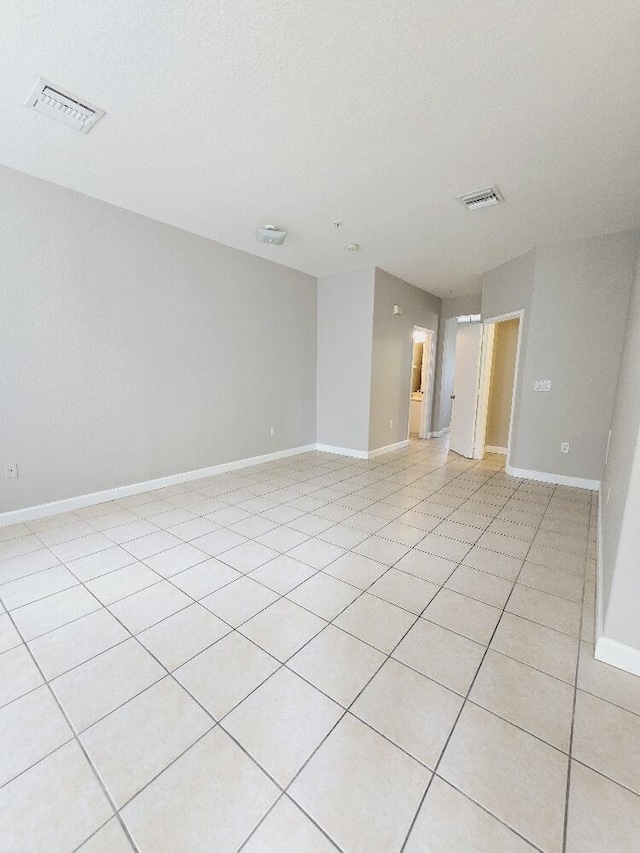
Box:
1;0;639;296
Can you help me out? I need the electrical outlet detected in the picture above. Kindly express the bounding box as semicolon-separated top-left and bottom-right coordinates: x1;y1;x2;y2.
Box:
5;463;18;479
560;442;570;454
534;379;552;392
389;419;394;430
270;426;276;437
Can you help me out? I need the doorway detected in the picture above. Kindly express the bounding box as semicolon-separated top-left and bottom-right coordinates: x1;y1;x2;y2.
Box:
448;311;522;462
476;313;521;462
409;327;435;439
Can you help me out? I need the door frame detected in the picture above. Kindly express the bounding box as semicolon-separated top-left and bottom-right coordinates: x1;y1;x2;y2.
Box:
473;310;524;467
408;327;437;440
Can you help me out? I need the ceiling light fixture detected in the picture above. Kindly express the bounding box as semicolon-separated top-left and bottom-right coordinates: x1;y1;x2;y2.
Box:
345;243;360;251
255;225;287;245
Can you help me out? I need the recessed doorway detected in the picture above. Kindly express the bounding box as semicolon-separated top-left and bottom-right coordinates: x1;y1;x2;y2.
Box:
409;327;435;439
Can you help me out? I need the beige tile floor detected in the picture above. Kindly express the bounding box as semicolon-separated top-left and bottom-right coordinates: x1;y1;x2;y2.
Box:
1;438;640;852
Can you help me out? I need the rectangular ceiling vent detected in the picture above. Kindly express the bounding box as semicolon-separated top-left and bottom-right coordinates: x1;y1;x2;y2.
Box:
458;185;503;211
25;78;104;134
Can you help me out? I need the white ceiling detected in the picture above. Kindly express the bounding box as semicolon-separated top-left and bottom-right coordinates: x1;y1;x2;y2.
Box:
1;0;639;296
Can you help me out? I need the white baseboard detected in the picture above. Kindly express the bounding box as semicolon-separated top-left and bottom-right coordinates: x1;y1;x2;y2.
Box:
0;444;317;528
595;636;640;678
315;444;368;459
427;427;450;438
368;440;410;459
505;464;600;491
485;445;507;455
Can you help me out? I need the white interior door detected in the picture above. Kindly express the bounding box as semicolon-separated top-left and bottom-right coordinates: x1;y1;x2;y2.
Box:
449;323;483;458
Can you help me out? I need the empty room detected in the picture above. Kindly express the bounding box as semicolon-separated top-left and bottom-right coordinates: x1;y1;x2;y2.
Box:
2;2;640;851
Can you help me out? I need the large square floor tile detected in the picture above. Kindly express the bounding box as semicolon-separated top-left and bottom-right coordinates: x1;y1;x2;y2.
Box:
239;598;326;661
121;728;279;852
0;685;73;786
566;760;640;853
109;581;192;634
438;702;568;852
470;650;574;750
393;618;485;695
175;631;279;719
80;676;212;806
572;689;640;794
242;796;338;852
405;776;536;852
51;638;165;732
289;625;385;706
352;658;463;767
0;740;113;853
201;576;279;627
0;644;45;706
286;572;360;620
368;568;439;614
491;612;579;683
224;667;342;785
422;588;502;645
137;603;230;670
334;593;415;654
29;608;129;680
289;713;430;852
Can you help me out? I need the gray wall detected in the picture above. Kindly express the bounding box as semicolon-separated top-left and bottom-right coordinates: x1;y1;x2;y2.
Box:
0;166;317;513
316;269;375;452
433;295;482;433
600;243;640;651
369;269;441;451
481;235;639;481
515;233;637;479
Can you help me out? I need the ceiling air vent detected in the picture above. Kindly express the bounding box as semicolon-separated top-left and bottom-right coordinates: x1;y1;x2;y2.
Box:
25;78;105;134
458;185;503;211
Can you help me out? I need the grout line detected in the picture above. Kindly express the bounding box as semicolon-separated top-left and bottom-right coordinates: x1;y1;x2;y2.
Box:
400;475;555;851
0;592;141;853
0;441;609;852
561;490;592;853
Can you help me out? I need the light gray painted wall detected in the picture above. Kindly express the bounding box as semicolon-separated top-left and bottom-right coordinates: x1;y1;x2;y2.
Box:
0;166;317;513
316;269;375;452
600;244;640;650
369;269;441;451
433;294;482;433
514;232;638;479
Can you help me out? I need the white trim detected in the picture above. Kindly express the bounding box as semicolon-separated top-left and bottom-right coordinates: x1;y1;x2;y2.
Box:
0;444;317;527
505;464;600;491
368;440;410;459
315;444;369;459
595;636;640;678
485;445;507;455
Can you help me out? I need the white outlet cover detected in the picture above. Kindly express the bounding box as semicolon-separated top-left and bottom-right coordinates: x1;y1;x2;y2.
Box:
534;379;552;392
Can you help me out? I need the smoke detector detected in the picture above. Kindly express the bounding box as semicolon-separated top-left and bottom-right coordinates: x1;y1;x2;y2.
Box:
25;78;104;134
256;225;287;245
458;185;503;211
